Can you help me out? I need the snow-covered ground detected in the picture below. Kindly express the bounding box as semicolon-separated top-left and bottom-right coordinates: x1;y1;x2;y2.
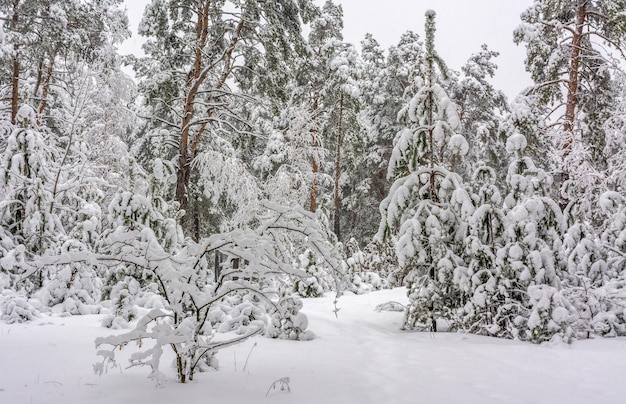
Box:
1;288;625;404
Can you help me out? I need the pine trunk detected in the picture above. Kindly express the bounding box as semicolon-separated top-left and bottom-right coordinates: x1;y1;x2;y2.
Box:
563;1;586;152
37;55;56;125
333;93;344;239
309;97;319;213
174;3;244;226
10;0;20;124
175;1;211;223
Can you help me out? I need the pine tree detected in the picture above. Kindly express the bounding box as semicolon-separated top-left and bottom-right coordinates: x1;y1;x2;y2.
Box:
377;11;471;331
494;133;571;342
449;45;509;179
514;0;626;203
132;0;315;236
460;165;506;335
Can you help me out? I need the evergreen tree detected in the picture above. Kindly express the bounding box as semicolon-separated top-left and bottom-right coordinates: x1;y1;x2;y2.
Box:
460;165;506;335
132;0;315;236
377;11;471;331
494;133;571;342
514;0;626;203
449;45;509;179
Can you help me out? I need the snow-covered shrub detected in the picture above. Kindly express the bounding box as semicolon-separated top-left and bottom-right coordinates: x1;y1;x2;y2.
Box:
459;165;505;335
35;239;102;315
215;291;268;334
490;133;567;342
0;290;40;323
293;248;336;298
0;242;28;291
267;286;313;341
344;239;390;294
526;285;574;343
93;200;342;384
600;192;626;278
101;276;142;329
562;275;626;338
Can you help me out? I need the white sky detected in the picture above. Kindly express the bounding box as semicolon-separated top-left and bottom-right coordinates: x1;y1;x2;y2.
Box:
120;0;533;99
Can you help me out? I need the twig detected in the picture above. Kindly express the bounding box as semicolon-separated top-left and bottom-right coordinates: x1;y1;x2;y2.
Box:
265;377;291;397
242;342;257;373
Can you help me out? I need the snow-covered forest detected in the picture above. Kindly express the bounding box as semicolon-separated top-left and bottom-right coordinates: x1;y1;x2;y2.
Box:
2;0;626;400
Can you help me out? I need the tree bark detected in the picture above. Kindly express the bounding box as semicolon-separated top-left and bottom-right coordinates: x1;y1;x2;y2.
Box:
563;0;586;152
309;97;319;213
37;55;56;125
174;1;245;226
175;0;212;220
10;0;21;124
333;93;344;239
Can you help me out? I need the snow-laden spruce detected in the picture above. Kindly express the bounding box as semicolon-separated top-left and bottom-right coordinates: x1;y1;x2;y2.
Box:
377;11;471;332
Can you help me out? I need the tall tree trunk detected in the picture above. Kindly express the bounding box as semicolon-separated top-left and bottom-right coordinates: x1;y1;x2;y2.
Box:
34;58;44;101
174;2;244;227
309;97;319;213
333;93;344;239
175;1;211;222
558;0;586;207
427;73;435;201
10;0;21;124
37;55;56;125
563;1;586;156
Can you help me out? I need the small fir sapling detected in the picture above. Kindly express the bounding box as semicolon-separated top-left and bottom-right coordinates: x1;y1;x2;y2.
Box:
460;165;505;335
101;276;143;329
561;191;626;337
344;238;388;294
559;225;626;338
34;238;103;315
377;11;472;332
267;284;313;341
494;133;572;342
293;248;333;298
0;289;41;323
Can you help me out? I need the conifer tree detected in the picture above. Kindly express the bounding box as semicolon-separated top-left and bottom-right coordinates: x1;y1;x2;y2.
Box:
460;165;505;335
348;32;425;246
377;11;471;331
449;45;509;178
132;0;315;236
514;0;626;204
494;133;571;342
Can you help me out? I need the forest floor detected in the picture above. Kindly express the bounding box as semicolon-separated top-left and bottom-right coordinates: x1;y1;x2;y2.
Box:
1;287;625;404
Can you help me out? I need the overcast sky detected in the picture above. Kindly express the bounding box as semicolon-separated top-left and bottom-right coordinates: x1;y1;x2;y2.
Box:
120;0;533;99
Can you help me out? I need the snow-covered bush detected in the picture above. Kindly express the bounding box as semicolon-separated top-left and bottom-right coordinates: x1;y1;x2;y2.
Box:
0;290;40;323
267;285;313;341
526;285;574;343
489;133;569;342
344;239;391;294
293;249;334;297
34;239;102;315
460;165;505;335
561;275;626;338
92;200;342;384
101;276;144;329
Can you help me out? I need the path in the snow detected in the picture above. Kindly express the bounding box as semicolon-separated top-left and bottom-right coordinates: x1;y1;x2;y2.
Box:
295;288;626;404
1;288;626;404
